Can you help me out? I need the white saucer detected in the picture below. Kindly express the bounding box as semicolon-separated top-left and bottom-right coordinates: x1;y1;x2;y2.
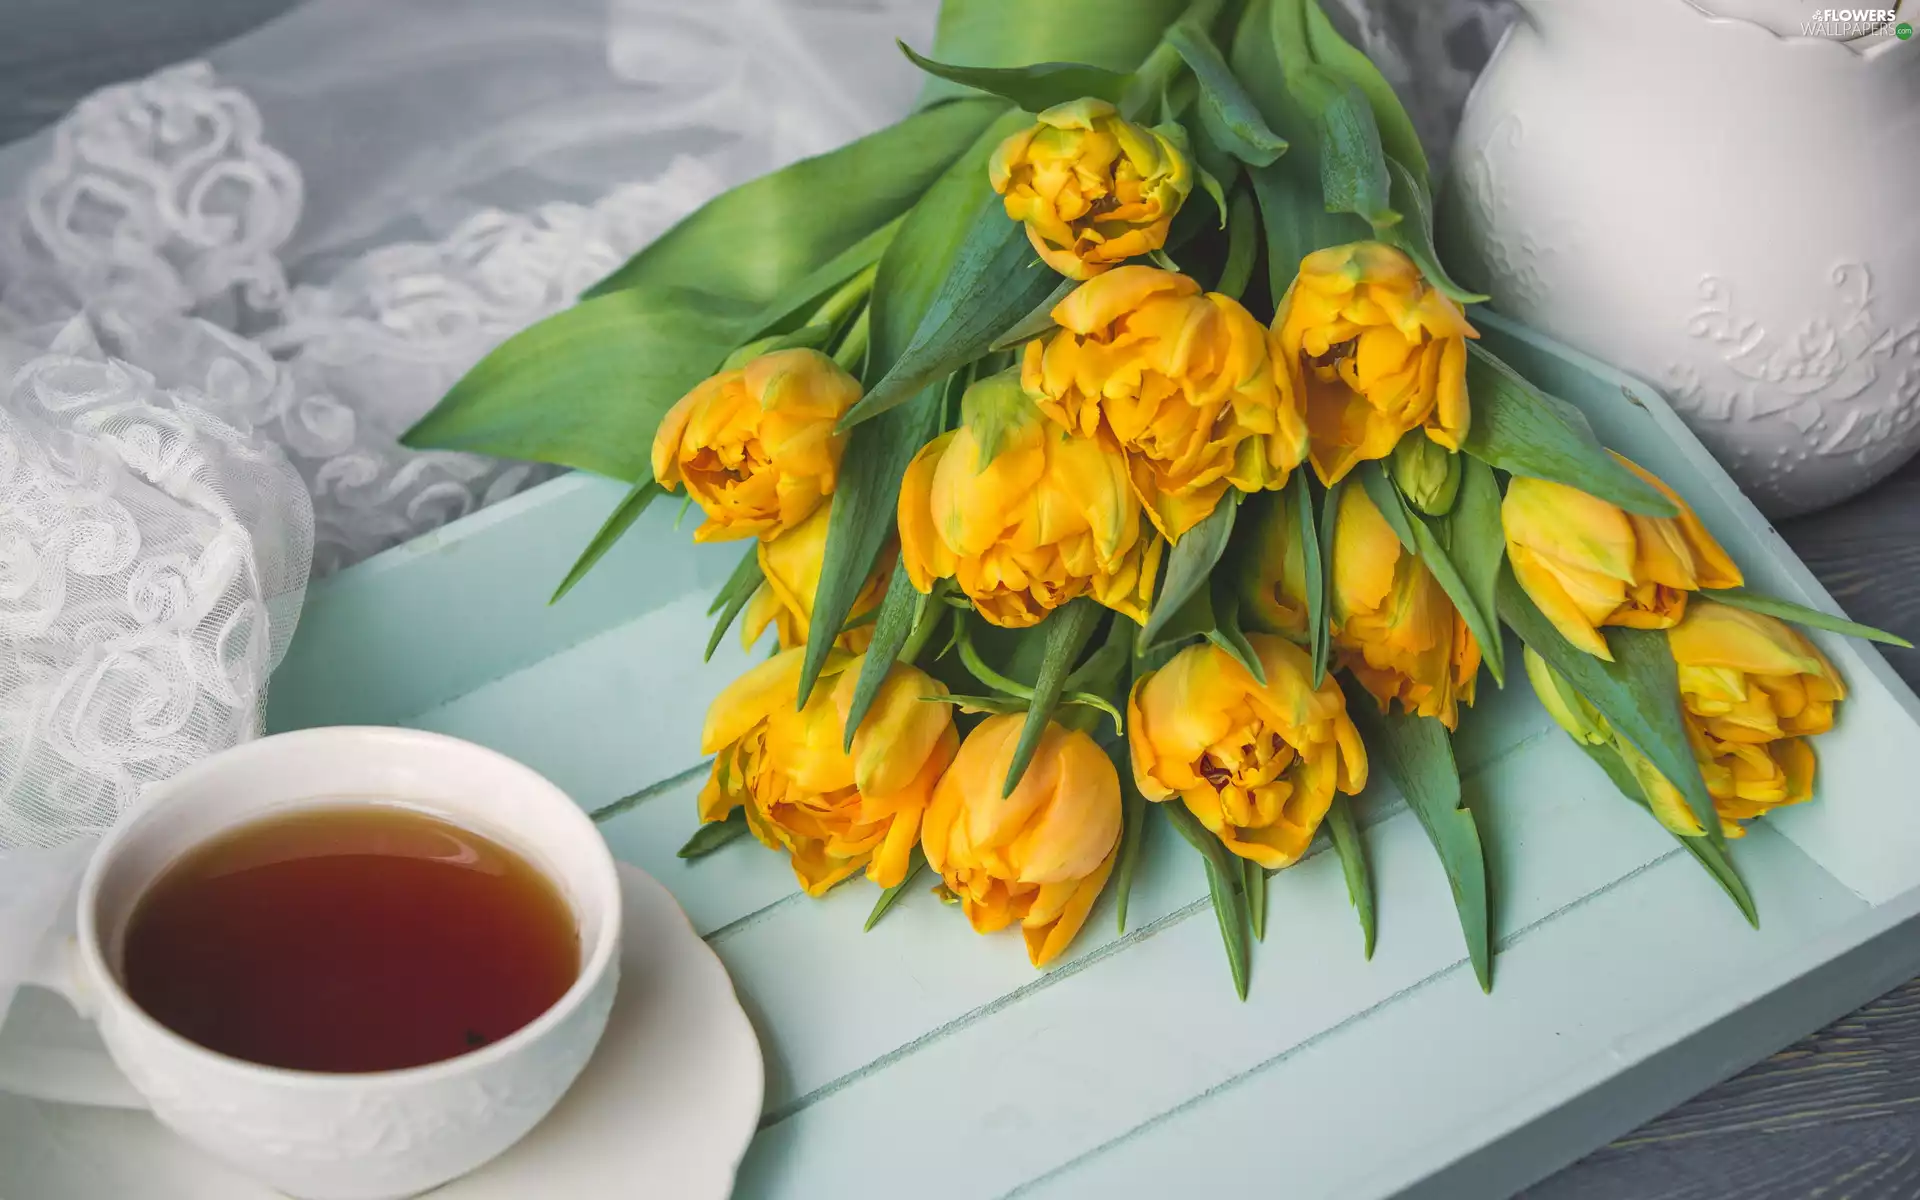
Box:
0;862;765;1200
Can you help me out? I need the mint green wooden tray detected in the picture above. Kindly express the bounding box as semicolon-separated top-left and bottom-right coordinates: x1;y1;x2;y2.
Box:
266;313;1920;1199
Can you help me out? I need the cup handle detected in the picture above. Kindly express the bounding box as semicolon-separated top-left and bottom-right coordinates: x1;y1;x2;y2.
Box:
0;855;148;1110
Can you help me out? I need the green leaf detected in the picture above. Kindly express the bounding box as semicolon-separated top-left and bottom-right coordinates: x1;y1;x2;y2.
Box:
1348;700;1491;991
1326;793;1375;958
1462;343;1680;518
1300;0;1428;186
841;562;924;750
403;288;746;479
1164;802;1252;1000
550;480;663;604
1005;599;1104;795
1166;23;1288;167
1110;739;1150;934
990;278;1075;351
928;693;1030;715
1442;455;1508;669
1378;158;1486;305
899;42;1131;112
1291;66;1396;228
1357;460;1418;552
1575;741;1758;927
1248;158;1373;299
1245;859;1270;942
677;811;749;860
866;110;1026;386
1215;187;1260;301
1706;587;1913;649
1207;569;1267;686
1311;474;1340;686
841;202;1064;430
586;100;1003;301
1232;0;1373;294
1407;513;1506;687
915;0;1190;109
705;554;764;661
801;382;946;706
708;546;765;619
1498;566;1722;845
740;217;903;342
865;853;927;931
1143;493;1240;646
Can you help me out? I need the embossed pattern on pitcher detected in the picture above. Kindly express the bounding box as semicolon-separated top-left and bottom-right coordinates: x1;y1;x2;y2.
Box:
1444;0;1920;515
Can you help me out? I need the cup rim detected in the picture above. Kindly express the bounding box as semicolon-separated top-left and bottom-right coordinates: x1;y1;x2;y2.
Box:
74;725;623;1089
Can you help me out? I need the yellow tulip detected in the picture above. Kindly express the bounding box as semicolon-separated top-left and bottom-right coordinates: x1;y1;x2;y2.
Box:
1503;455;1743;660
698;648;958;894
652;348;861;543
1022;266;1308;540
896;372;1163;628
989;98;1192;281
921;715;1122;967
1330;484;1481;729
1129;636;1368;869
1273;242;1477;485
1237;486;1311;642
1671;600;1844;743
740;504;888;653
1668;600;1844;836
1526;603;1845;839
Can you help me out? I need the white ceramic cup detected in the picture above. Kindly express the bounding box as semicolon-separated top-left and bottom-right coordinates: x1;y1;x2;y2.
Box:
1;727;622;1200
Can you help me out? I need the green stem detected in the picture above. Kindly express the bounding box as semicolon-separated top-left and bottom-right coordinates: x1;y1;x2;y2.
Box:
896;584;947;665
808;262;877;331
832;307;871;374
957;617;1036;699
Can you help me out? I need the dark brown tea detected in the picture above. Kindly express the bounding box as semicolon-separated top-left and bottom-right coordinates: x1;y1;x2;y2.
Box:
122;805;579;1073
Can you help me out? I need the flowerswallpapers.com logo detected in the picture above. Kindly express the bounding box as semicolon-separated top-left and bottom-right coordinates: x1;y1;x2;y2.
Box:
1800;6;1911;36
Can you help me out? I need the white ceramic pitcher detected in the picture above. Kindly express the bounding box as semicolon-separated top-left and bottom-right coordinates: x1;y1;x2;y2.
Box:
1444;0;1920;517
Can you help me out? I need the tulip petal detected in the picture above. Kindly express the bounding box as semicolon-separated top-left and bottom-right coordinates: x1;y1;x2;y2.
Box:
1010;728;1122;884
898;433;959;593
842;663;957;798
1024;846;1118;967
701;648;807;754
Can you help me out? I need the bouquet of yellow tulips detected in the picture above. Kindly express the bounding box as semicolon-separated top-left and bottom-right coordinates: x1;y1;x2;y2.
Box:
406;0;1909;995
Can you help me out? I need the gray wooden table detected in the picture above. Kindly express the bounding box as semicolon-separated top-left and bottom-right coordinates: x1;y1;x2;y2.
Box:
8;2;1920;1195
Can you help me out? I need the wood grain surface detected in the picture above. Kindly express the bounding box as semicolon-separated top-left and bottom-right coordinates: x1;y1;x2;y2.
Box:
7;2;1920;1196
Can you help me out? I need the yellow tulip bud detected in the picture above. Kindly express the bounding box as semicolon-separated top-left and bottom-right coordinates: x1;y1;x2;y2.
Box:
1274;242;1477;485
1237;487;1311;641
1022;266;1308;540
1503;455;1743;660
1522;647;1611;746
698;648;958;895
1389;432;1461;516
921;715;1122;967
652;348;862;543
1330;485;1481;730
740;505;889;653
989;98;1192;281
1129;636;1368;869
896;376;1163;628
